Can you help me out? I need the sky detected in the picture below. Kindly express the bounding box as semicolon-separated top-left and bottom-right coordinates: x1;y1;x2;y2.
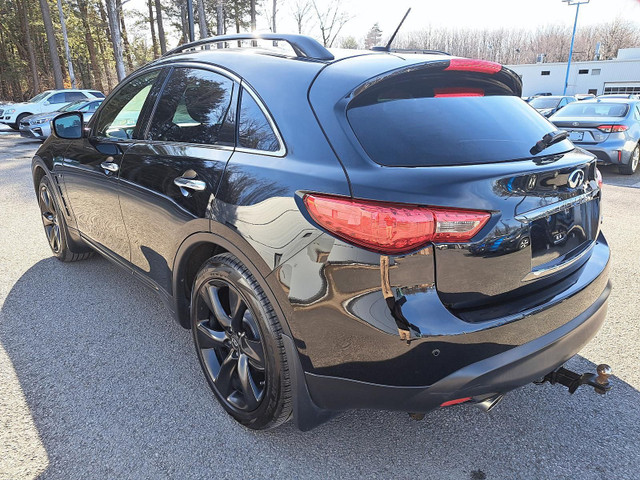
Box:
126;0;640;46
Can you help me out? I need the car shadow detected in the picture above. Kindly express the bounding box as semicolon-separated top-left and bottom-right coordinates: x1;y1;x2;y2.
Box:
1;256;639;479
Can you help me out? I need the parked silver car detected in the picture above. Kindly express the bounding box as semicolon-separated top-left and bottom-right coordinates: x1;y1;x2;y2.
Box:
529;95;577;117
19;99;103;141
550;98;640;175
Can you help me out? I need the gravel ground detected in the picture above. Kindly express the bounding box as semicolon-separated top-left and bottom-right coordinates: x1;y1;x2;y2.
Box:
1;128;639;480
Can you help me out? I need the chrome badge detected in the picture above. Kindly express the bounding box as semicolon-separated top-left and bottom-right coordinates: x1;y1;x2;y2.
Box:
567;169;585;188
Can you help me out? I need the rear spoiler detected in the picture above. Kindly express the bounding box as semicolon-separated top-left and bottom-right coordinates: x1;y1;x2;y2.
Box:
351;58;522;100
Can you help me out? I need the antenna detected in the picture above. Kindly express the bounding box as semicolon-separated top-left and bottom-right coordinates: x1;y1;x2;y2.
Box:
372;8;412;52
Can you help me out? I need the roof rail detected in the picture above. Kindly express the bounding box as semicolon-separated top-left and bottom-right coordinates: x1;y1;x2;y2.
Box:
163;33;335;61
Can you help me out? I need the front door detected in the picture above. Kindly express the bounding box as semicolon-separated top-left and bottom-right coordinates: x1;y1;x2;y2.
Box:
60;69;163;261
118;66;238;293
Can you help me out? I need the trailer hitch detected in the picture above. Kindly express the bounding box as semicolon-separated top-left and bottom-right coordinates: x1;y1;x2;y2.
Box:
536;364;612;394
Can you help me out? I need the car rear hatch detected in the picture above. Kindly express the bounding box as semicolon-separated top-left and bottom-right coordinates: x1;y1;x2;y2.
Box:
308;55;602;319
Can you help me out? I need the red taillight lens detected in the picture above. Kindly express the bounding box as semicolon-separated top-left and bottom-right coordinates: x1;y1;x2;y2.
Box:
440;397;472;407
303;194;491;254
444;58;502;74
597;125;628;133
434;87;484;98
595;167;603;188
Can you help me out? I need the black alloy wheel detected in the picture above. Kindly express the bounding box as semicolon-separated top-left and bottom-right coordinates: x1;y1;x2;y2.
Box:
39;182;62;254
191;253;292;429
195;279;267;411
37;176;93;262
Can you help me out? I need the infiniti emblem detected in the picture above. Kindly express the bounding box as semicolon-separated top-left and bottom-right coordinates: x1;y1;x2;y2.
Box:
572;121;580;127
567;169;585;188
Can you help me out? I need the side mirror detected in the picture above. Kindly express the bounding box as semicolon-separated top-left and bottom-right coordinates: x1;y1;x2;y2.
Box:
52;112;84;139
43;100;50;106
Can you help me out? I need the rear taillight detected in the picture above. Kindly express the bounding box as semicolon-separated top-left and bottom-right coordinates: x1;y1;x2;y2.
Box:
434;87;484;98
595;167;603;188
444;58;502;74
597;125;628;133
303;194;491;254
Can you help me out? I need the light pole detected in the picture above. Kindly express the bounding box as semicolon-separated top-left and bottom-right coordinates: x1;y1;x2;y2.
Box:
562;0;590;95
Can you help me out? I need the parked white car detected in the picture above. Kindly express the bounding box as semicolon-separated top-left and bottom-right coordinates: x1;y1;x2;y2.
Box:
0;89;104;130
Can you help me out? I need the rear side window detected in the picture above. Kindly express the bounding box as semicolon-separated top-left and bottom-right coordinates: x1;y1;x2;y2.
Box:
65;91;88;102
237;89;280;152
47;92;67;104
347;78;572;166
553;102;629;118
89;91;105;98
147;67;235;146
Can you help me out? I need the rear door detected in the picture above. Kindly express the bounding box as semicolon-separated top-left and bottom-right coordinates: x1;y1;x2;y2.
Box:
118;66;237;293
60;69;164;261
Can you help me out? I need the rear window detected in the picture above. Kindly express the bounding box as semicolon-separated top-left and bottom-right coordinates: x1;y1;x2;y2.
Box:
530;97;561;108
552;102;629;118
348;92;572;167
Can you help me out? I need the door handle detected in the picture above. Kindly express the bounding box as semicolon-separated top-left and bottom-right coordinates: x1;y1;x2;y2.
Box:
174;177;206;192
100;161;119;173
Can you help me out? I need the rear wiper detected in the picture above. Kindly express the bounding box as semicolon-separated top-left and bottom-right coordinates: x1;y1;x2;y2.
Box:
530;130;569;155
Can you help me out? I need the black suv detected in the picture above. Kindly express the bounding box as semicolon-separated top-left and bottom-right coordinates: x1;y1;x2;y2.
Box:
32;34;610;431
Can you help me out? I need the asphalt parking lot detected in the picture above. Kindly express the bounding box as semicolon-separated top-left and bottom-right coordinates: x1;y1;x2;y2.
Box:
1;127;639;480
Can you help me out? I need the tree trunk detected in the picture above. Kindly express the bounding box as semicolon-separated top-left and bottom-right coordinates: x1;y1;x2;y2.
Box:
116;0;134;71
18;0;40;95
197;0;208;38
155;0;167;54
216;1;224;36
272;0;276;33
148;0;159;57
98;0;116;89
39;0;64;89
56;0;76;88
250;0;256;32
77;0;104;91
105;0;126;81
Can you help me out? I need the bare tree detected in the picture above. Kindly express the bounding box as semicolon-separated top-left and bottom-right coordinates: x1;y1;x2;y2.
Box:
39;0;64;89
311;0;351;47
105;0;126;81
197;0;209;37
18;0;39;94
216;0;224;35
250;0;256;31
291;0;312;35
272;0;277;32
155;0;167;54
147;0;159;56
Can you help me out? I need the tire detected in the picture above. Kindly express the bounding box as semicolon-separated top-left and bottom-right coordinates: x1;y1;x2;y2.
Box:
191;253;292;430
619;144;639;175
11;113;29;130
37;176;93;262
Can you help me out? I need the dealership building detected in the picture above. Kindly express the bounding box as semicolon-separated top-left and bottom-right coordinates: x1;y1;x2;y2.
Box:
506;47;640;97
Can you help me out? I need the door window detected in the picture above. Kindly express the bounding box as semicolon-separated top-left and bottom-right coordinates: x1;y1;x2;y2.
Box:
147;67;235;146
237;88;280;152
94;70;160;140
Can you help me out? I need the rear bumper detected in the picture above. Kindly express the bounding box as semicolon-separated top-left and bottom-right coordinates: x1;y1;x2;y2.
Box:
577;141;636;165
304;280;609;412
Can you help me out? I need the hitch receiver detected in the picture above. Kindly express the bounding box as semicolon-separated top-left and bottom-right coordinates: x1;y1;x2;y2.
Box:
536;364;612;394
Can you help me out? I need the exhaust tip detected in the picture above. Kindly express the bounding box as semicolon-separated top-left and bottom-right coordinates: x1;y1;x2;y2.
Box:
474;394;505;412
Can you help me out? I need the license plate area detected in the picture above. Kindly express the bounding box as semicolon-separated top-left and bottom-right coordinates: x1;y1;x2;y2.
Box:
529;197;599;270
569;131;584;142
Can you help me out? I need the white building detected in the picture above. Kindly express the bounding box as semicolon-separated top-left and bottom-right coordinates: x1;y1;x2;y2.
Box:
506;48;640;97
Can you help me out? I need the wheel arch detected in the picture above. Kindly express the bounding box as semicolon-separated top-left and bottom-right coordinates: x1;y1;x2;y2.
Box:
171;229;293;338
